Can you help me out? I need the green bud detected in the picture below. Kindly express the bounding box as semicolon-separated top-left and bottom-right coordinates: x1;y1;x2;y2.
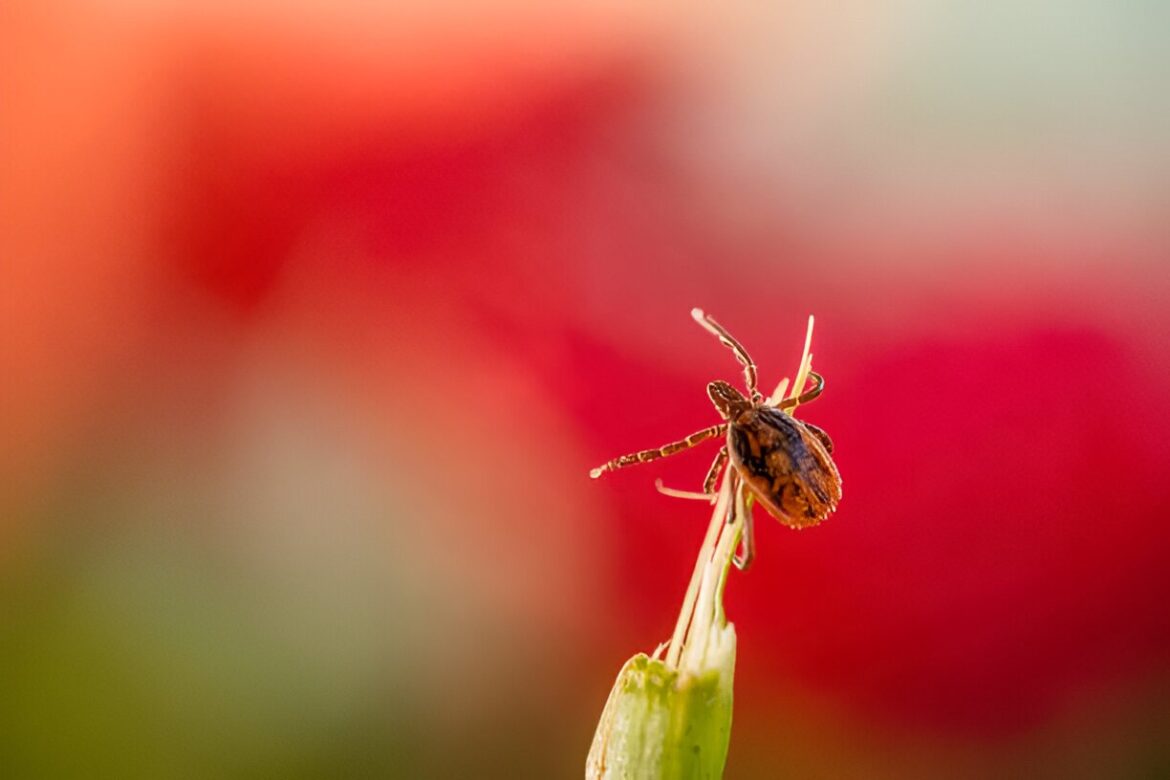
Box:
585;625;735;780
587;474;743;779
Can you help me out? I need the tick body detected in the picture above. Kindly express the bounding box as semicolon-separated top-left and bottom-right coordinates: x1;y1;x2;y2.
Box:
725;397;841;530
590;310;841;568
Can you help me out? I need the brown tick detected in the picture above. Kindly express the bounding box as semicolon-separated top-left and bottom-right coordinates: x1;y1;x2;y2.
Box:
590;309;841;569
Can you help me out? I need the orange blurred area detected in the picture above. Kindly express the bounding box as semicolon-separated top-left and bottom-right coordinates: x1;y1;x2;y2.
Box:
3;2;1170;777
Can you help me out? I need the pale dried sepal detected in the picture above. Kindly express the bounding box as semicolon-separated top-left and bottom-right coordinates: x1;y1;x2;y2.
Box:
585;638;735;779
588;471;742;779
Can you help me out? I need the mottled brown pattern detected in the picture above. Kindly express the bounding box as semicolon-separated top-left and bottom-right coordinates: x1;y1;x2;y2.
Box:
728;406;841;529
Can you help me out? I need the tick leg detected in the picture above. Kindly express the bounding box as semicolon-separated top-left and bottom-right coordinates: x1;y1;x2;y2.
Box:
691;309;763;404
590;423;728;478
733;498;756;571
776;371;824;410
653;445;728;503
702;446;729;495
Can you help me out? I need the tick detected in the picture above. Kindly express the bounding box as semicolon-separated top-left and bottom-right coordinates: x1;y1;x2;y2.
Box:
590;309;841;569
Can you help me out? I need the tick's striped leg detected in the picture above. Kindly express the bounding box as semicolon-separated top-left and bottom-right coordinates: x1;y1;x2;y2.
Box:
691;309;762;404
776;371;824;411
702;446;729;495
590;423;727;479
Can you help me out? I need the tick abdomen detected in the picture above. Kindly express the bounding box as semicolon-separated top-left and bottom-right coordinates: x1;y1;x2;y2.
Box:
728;406;841;528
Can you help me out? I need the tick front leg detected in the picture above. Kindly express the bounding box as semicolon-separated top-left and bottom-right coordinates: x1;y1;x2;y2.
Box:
590;423;728;478
691;309;763;404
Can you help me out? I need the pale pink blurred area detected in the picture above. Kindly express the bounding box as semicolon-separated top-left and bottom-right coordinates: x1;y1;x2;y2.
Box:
0;0;665;518
3;1;1170;777
3;3;643;775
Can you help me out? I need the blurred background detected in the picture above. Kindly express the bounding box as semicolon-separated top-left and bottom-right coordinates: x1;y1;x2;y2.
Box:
3;1;1169;777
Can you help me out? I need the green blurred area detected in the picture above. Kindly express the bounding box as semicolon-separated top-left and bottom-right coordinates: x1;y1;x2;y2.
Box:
0;527;591;778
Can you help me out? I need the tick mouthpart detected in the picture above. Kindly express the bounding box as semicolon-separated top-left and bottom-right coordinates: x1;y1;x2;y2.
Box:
707;380;751;419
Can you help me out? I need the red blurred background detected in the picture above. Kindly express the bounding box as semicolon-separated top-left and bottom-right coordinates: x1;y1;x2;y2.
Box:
3;2;1169;777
